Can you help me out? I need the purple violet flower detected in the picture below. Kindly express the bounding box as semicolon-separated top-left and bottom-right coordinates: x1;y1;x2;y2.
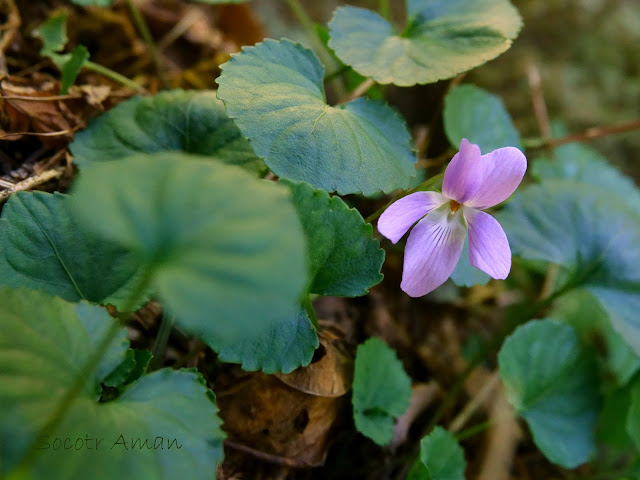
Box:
378;139;527;297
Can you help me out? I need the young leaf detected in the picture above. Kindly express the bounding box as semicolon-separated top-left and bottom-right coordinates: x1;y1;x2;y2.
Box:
352;337;412;446
450;236;490;288
0;288;224;479
284;180;384;296
204;304;319;374
443;84;522;152
407;426;466;480
70;89;265;174
34;9;89;94
498;319;601;468
498;181;640;355
69;153;308;344
216;39;417;196
327;1;522;86
0;192;146;311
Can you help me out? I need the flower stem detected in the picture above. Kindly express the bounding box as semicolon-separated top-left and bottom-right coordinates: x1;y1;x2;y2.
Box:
125;0;169;89
148;311;176;371
364;173;444;224
84;60;146;93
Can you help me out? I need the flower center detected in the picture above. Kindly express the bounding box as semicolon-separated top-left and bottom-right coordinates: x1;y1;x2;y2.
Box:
449;199;462;212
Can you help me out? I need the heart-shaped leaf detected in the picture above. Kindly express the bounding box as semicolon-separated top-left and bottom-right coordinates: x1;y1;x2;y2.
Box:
443;84;522;152
0;192;145;311
328;1;522;86
352;337;412;446
407;426;466;480
498;181;640;355
70;89;265;174
69;153;308;344
498;319;601;468
0;288;224;479
216;39;417;196
284;180;384;296
205;303;318;374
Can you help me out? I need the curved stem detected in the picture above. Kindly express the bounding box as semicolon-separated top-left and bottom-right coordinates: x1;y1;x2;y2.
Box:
149;311;176;371
125;0;169;89
84;61;146;93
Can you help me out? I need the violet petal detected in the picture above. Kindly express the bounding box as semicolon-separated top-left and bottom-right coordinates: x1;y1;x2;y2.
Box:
400;207;466;297
442;139;483;204
378;191;448;243
465;146;527;209
465;208;511;279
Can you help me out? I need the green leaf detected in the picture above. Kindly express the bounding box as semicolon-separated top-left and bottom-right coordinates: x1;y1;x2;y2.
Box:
69;153;308;344
204;304;318;374
407;426;466;480
498;319;601;468
216;39;417;196
327;1;522;87
0;192;146;311
59;45;90;94
443;84;522;152
0;288;224;479
599;384;635;451
532;137;640;210
70;89;265;174
352;337;412;446
550;289;640;386
34;10;68;56
626;381;640;452
34;10;89;93
284;180;384;296
498;181;640;355
103;349;137;388
450;236;490;287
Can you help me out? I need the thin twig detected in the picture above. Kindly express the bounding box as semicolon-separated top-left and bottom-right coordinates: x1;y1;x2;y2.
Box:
526;62;552;147
0;127;80;140
340;77;376;104
0;167;65;202
448;372;500;434
523;118;640;149
0;93;81;101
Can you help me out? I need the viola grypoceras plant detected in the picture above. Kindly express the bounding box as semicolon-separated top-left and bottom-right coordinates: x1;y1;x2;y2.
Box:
378;139;527;296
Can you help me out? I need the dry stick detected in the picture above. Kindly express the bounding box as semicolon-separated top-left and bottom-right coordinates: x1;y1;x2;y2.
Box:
0;0;20;54
447;372;500;434
477;386;521;480
341;77;376;104
157;7;202;52
524;118;640;149
0;167;65;202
